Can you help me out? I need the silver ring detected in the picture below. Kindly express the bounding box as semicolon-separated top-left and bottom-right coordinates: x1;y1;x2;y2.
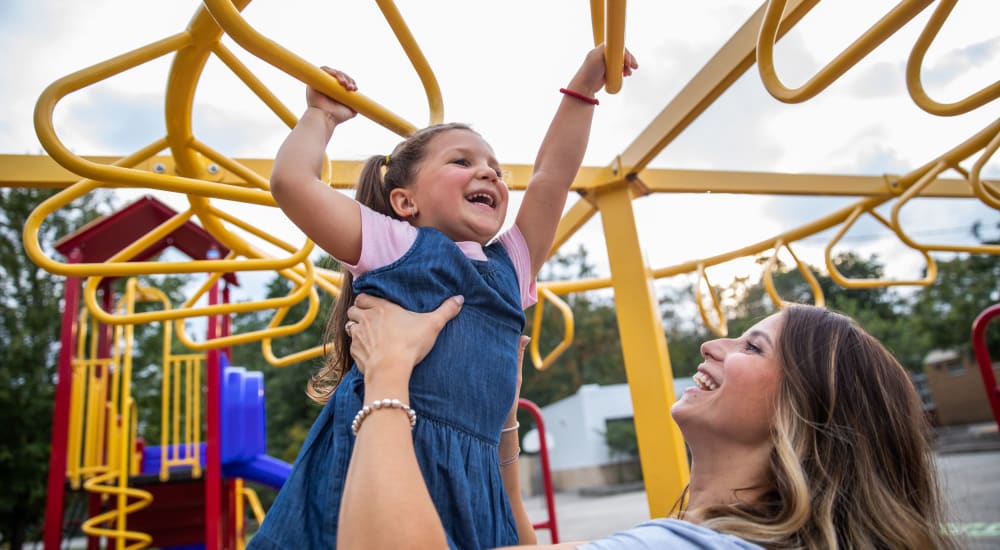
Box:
345;320;356;335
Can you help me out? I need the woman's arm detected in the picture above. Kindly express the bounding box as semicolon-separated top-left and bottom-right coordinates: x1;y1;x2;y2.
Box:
337;295;588;550
270;67;364;264
337;294;463;550
516;45;637;276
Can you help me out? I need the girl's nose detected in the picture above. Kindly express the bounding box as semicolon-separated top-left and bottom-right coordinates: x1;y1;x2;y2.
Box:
477;164;498;181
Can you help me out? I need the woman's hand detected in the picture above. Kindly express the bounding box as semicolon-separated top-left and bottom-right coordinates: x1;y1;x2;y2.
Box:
306;66;358;124
347;294;464;387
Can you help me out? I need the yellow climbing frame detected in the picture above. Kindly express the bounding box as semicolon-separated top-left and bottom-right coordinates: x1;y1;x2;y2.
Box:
4;0;998;519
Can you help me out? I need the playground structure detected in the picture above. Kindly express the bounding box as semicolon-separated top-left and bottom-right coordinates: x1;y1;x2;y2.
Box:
0;1;997;549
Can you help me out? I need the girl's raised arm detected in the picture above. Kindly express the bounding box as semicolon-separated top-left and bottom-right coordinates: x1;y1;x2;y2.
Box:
515;46;637;277
270;67;364;264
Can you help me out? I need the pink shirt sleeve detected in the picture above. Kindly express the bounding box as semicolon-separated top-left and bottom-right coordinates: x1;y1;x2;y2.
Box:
340;205;417;277
499;225;538;309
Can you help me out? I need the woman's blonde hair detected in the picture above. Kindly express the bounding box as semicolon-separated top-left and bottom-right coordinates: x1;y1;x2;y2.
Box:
306;123;476;403
697;305;956;549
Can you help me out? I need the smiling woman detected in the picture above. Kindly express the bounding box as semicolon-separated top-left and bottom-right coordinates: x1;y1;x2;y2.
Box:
339;298;958;550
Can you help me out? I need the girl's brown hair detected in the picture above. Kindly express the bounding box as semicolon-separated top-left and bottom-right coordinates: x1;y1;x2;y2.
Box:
697;305;956;549
306;123;476;403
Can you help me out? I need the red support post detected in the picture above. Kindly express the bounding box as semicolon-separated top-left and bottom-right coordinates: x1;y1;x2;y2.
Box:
972;303;1000;431
205;247;223;550
43;248;82;550
518;398;560;544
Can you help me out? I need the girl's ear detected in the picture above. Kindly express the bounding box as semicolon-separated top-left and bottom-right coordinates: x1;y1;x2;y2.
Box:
388;188;417;219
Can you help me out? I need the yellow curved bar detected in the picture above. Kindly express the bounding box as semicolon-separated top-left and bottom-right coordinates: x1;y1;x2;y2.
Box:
757;0;932;103
259;268;344;367
762;241;825;308
80;471;153;550
906;0;1000;116
374;0;445;124
603;0;627;94
79;208;317;321
590;0;605;45
889;161;1000;255
21;145;299;280
200;0;427;136
176;287;320;351
528;288;576;371
694;264;727;337
825;205;937;288
969;129;1000;209
173;262;320;351
32;34;275;206
243;485;266;530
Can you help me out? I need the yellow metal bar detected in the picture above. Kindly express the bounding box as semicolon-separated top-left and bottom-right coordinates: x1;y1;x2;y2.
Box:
762;241;825;308
242;485;267;536
212;42;299;130
528;288;575;371
594;180;689;517
970;128;1000;209
618;0;818;175
906;0;1000;116
757;0;932;103
200;0;421;136
8;154;982;199
825;205;937;288
694;264;727;337
603;0;626;94
589;0;605;45
31;29;274;205
189;138;270;191
374;0;445;125
890;161;1000;255
635;167;974;197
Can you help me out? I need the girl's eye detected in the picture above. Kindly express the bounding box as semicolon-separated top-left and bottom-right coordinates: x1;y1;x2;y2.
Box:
451;158;470;167
744;341;762;354
493;168;503;178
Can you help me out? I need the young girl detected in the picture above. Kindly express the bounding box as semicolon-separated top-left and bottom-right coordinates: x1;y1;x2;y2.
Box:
249;45;637;550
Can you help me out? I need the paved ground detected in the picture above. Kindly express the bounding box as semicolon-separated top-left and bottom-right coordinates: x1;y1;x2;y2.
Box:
525;422;1000;548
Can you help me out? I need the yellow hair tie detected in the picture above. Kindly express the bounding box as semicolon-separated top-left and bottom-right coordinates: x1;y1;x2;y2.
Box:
384;155;391;165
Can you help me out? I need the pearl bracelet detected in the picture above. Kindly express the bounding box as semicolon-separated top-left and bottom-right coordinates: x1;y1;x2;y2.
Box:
351;398;417;436
501;422;520;434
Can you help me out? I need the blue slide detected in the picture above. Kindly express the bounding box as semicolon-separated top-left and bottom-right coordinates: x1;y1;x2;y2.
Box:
143;354;291;490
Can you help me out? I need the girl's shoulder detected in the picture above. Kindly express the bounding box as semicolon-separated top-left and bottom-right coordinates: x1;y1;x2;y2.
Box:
578;518;765;550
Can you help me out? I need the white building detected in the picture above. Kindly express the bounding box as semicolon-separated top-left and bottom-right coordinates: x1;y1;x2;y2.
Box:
522;380;694;491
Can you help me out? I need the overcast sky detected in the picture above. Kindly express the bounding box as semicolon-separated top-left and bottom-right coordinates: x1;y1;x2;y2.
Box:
2;0;998;306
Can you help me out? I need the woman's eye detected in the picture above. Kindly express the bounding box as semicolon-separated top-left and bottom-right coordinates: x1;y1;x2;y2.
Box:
744;341;762;354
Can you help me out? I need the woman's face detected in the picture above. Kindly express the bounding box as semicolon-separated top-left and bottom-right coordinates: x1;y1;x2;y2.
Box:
671;312;784;449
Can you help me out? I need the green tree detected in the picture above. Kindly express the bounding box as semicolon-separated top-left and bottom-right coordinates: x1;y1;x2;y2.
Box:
0;188;111;549
521;246;626;412
911;249;1000;359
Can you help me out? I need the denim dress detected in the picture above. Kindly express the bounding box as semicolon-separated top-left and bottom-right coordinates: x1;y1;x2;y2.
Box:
249;228;524;550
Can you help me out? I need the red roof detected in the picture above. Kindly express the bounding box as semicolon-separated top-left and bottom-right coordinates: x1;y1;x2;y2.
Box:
54;195;239;286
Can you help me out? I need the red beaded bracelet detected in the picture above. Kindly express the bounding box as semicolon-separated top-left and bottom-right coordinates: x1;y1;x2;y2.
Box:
559;87;599;105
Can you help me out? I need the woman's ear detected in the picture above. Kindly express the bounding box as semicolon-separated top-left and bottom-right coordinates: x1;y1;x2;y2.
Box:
389;188;418;219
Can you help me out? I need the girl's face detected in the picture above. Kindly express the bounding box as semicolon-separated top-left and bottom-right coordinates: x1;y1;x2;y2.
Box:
671;313;784;449
405;129;509;244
